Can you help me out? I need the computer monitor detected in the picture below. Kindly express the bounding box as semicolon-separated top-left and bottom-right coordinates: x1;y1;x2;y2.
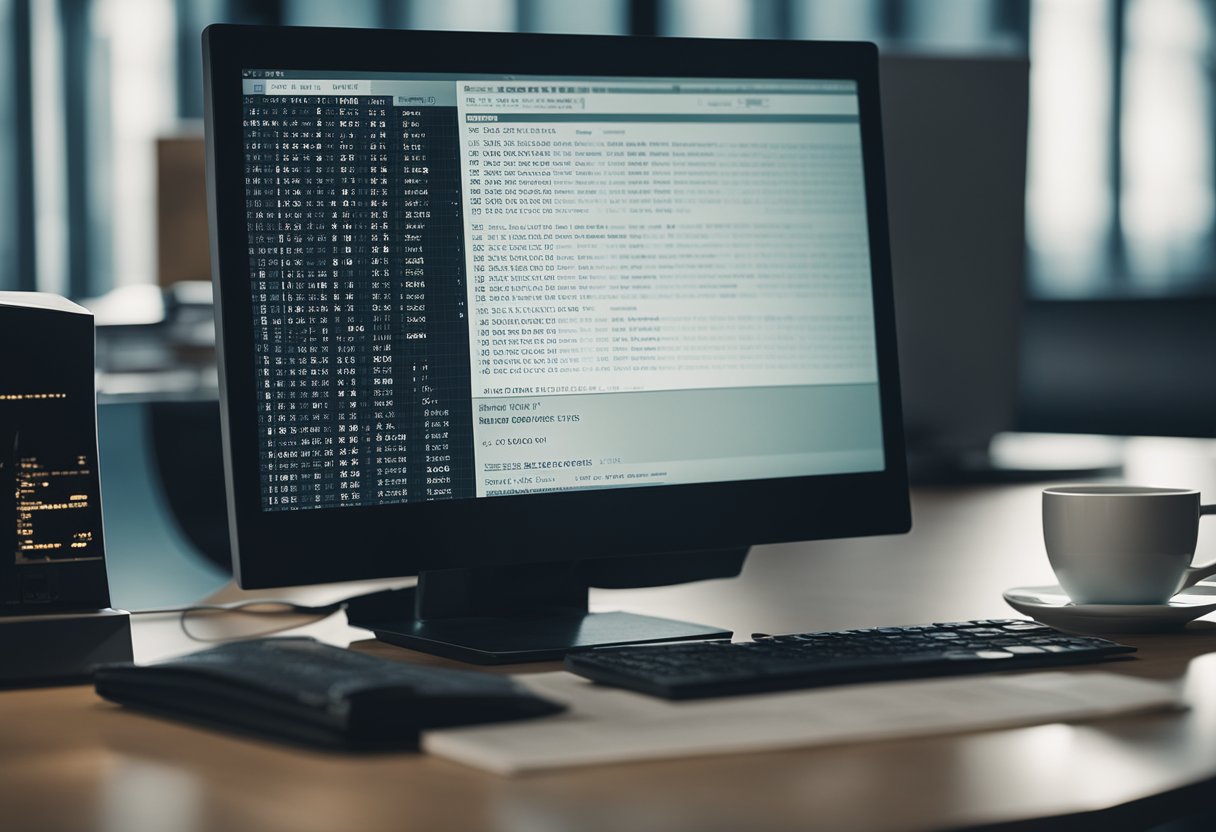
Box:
880;55;1029;478
203;26;910;663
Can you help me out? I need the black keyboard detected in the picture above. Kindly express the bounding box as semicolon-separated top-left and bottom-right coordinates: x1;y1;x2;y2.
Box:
564;619;1135;700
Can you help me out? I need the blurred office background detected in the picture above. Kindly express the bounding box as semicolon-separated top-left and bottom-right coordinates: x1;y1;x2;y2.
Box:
8;0;1216;301
2;0;1214;605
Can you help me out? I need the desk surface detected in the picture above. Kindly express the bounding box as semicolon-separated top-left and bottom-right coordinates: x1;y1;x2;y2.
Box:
5;482;1216;832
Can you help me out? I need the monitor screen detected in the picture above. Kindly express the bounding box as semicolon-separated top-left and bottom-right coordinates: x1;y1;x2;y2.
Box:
239;71;885;512
0;296;110;612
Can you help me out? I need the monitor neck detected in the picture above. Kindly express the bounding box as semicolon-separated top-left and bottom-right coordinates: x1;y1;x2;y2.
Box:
415;563;590;619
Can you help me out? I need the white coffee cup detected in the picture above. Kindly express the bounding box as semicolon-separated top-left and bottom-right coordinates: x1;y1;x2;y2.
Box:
1043;485;1216;605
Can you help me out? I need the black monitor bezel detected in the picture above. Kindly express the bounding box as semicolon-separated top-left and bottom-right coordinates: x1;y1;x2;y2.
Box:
203;24;910;589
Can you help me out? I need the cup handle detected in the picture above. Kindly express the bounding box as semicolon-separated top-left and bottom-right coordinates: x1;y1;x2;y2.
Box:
1181;505;1216;589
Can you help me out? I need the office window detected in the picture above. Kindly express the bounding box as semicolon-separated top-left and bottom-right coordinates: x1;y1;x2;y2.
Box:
1028;0;1216;298
519;0;627;34
407;0;516;31
92;0;177;291
1120;0;1214;288
0;0;31;292
282;0;628;35
790;0;1025;52
32;0;68;297
281;0;384;27
792;0;882;42
660;0;753;37
1025;0;1114;294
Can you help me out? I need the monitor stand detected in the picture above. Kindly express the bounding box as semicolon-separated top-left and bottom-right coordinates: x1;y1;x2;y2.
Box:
344;557;736;664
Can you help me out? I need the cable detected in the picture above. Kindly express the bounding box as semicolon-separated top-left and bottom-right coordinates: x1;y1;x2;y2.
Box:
129;598;349;642
131;599;348;617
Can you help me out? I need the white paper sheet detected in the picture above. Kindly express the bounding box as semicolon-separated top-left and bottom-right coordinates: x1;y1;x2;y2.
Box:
422;670;1183;775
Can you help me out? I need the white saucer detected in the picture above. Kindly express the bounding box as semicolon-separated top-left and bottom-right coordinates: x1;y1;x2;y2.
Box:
1002;584;1216;633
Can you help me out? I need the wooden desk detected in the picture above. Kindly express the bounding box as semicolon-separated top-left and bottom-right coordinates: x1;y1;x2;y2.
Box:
4;483;1216;832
